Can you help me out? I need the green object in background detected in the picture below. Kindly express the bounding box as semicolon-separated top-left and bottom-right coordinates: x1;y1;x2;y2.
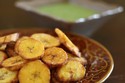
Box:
37;3;98;22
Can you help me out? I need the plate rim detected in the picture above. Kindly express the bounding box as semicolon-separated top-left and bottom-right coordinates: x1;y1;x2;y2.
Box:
0;28;114;82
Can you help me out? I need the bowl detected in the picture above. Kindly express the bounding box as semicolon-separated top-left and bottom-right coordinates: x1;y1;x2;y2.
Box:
15;0;123;36
0;28;114;82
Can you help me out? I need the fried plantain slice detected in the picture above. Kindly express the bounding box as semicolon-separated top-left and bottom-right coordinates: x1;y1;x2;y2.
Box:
16;37;44;59
15;36;29;53
0;33;19;44
42;47;68;67
55;28;81;57
57;60;86;82
67;53;87;65
0;68;18;83
2;56;27;71
0;33;19;51
0;51;7;67
31;33;60;48
19;60;50;83
0;44;6;51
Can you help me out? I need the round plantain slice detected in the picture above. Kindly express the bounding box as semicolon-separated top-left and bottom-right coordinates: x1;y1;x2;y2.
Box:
19;60;50;83
0;44;6;51
57;60;86;82
0;68;18;83
42;47;68;67
0;51;7;67
2;56;27;71
31;33;60;48
16;37;44;59
67;53;87;65
15;36;29;53
55;28;81;57
0;33;19;51
0;33;19;44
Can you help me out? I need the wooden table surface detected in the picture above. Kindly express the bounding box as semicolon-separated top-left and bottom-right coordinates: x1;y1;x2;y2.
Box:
0;0;125;83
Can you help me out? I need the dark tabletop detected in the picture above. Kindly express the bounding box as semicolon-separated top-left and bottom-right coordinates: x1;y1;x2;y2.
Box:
92;14;125;83
0;0;125;83
91;1;125;83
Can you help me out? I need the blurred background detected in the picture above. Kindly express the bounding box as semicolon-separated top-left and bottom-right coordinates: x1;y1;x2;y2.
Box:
0;0;125;83
0;0;124;28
